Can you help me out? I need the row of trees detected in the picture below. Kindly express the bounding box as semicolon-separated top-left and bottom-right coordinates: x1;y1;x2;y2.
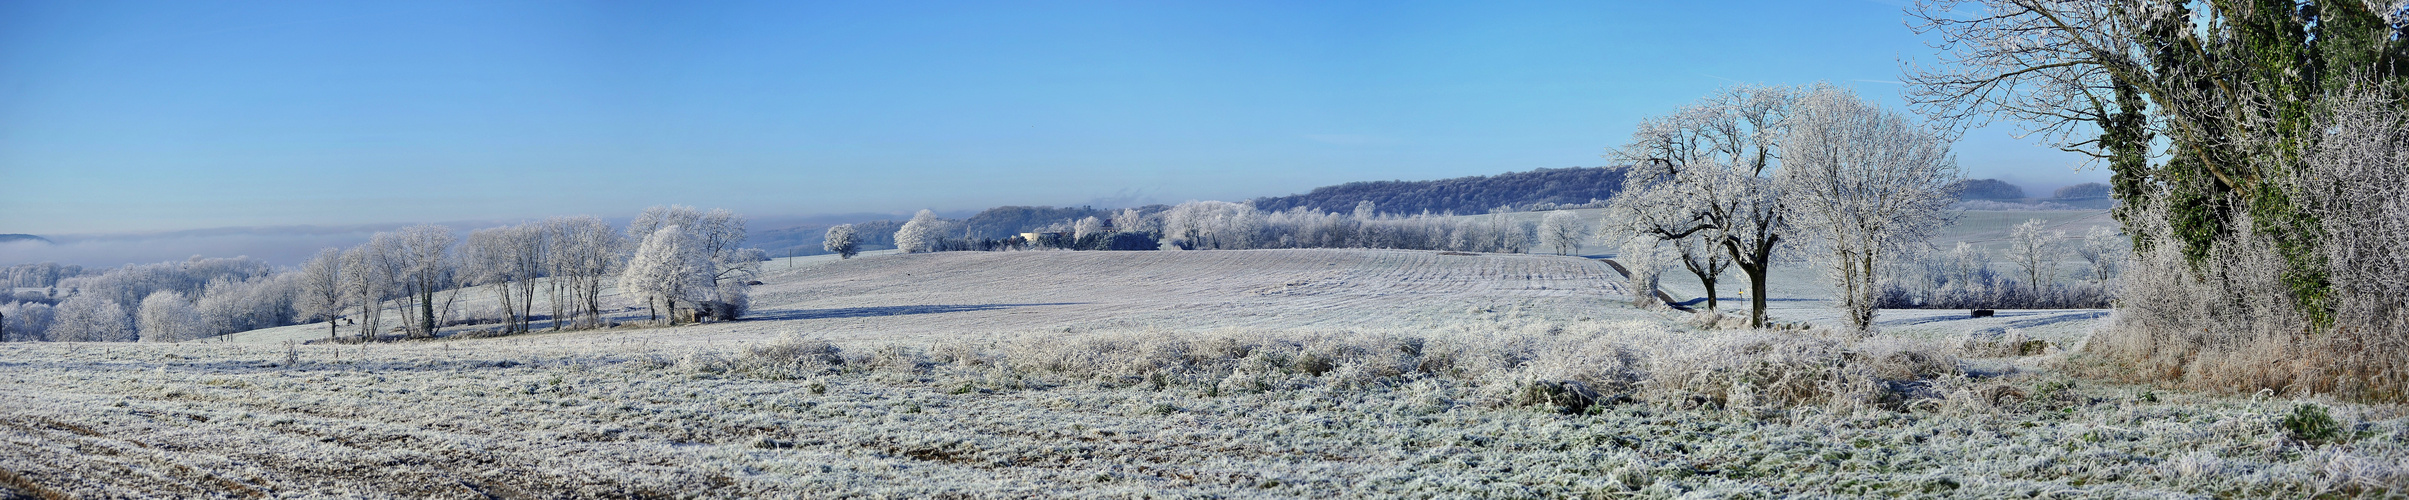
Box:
1;205;764;343
886;202;1545;255
0;256;294;342
3;262;86;289
1878;222;2124;310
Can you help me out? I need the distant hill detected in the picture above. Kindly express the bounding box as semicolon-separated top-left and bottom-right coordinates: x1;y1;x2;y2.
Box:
1947;179;2027;201
0;234;51;245
961;206;1114;240
748;167;1627;256
1248;167;1625;216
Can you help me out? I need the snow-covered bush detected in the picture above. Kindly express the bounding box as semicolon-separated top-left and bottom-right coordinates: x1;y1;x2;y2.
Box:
822;224;861;259
1616;236;1667;306
1878;241;2110;309
708;280;750;321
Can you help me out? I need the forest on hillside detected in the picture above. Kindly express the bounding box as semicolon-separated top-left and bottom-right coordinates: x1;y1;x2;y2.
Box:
1248;167;1626;216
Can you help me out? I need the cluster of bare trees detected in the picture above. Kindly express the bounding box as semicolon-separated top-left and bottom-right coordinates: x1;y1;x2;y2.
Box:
289;207;759;340
1877;222;2123;310
3;262;85;289
888;200;1543;255
0;205;769;344
1;257;292;342
1605;83;1960;331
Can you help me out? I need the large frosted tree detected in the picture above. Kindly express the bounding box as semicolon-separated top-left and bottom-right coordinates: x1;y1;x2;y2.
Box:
390;225;456;338
464;225;544;334
824;224;861;259
620;226;712;325
1607;84;1800;328
294;248;346;340
549;216;623;329
628;205;759;287
1780;84;1960;332
894;210;946;253
137;290;199;343
51;294;132;342
1538;210;1587;255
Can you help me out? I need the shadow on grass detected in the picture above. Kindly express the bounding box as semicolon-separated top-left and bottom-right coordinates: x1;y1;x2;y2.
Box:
1875;309;2109;328
750;303;1084;321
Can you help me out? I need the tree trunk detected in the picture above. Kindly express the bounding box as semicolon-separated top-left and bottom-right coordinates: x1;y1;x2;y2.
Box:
1685;260;1720;311
418;289;436;338
1746;267;1769;329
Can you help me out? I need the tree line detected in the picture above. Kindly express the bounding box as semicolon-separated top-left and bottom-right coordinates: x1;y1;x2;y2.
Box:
873;200;1546;257
0;205;765;343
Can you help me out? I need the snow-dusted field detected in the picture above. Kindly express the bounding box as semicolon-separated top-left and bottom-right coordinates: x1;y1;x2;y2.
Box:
7;248;2406;497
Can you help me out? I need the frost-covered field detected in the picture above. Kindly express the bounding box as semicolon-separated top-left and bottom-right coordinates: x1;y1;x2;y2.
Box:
6;249;2406;497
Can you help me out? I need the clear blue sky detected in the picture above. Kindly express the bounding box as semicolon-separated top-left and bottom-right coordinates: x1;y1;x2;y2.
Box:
0;0;2097;235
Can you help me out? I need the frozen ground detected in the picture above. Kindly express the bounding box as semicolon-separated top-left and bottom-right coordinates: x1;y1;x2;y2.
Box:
7;248;2405;497
228;248;1643;348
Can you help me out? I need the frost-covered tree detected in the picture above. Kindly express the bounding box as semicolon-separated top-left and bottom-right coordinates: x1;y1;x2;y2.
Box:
1113;208;1155;235
627;205;757;287
824;224;861;259
1780;84;1960;332
2008;219;2065;297
464;225;544;334
0;302;53;342
1609;84;1801;327
620;226;712;325
388;225;456;338
1618;235;1670;306
549;216;622;329
894;210;946;253
342;242;397;340
1161;201;1259;250
1074;216;1107;241
2076;225;2125;283
294;248;345;339
137;290;198;342
1538;211;1587;255
51;294;131;342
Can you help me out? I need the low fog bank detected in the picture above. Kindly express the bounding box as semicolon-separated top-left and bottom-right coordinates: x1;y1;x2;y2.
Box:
0;225;408;268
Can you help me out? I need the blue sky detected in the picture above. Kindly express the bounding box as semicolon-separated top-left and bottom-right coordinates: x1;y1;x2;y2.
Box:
0;0;2098;236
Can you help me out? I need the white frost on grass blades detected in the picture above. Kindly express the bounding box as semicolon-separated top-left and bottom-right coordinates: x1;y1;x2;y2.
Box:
3;324;2403;497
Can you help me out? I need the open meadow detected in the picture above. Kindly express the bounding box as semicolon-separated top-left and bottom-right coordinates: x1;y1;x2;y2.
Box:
5;246;2406;498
